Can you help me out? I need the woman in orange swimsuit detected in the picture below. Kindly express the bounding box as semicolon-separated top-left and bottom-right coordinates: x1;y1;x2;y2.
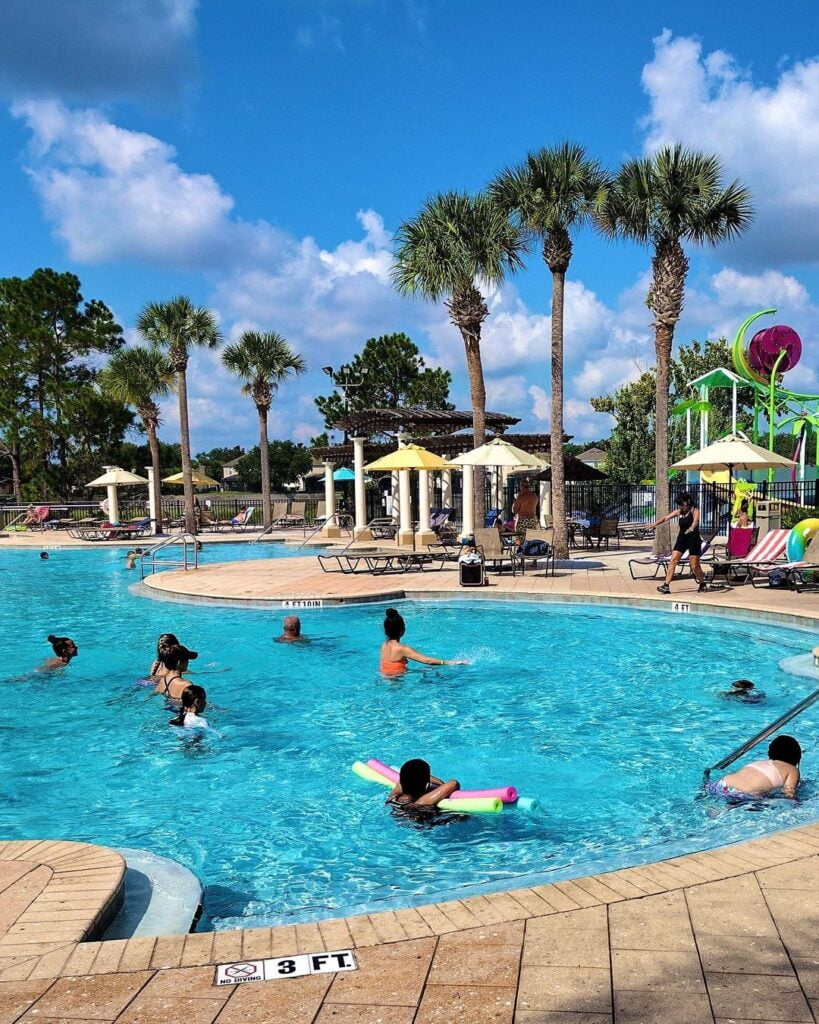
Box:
380;608;465;675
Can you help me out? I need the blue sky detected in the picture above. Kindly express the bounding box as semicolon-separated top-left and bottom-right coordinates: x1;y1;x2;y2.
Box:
3;0;819;452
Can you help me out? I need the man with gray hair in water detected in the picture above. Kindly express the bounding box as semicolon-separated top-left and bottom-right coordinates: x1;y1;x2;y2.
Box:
277;615;308;643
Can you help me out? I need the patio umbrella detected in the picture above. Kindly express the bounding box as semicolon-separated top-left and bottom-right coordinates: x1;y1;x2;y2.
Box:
162;471;220;487
671;433;794;553
449;436;547;512
86;466;149;525
365;444;451;548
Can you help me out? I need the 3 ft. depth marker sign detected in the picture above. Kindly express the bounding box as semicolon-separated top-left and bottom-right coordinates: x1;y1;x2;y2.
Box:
215;949;357;986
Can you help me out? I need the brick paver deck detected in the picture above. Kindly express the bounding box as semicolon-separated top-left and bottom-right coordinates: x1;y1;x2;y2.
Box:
0;829;816;1022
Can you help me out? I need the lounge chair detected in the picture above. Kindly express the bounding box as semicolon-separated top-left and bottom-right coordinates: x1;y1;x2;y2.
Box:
369;517;398;540
276;501;305;528
268;500;289;527
231;506;256;531
317;551;447;575
308;500;327;526
711;528;789;586
473;527;517;575
628;533;715;580
514;527;555;576
749;532;819;591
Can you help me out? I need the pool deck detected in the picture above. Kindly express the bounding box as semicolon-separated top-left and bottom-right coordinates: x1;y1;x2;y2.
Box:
0;829;816;1023
3;532;819;1021
136;535;819;631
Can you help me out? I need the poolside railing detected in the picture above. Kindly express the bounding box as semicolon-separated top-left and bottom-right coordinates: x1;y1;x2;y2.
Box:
703;685;819;783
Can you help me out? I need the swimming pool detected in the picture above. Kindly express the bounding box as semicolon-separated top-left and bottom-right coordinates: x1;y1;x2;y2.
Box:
1;544;816;930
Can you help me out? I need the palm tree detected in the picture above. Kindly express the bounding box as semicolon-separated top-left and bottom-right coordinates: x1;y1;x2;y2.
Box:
598;145;752;551
222;331;306;529
99;347;174;535
137;297;222;534
393;191;525;525
490;143;610;558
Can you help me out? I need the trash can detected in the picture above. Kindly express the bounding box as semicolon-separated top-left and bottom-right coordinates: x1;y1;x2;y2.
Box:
756;500;781;541
459;558;485;587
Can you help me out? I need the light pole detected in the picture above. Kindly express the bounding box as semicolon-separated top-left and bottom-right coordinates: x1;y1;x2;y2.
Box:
322;364;369;443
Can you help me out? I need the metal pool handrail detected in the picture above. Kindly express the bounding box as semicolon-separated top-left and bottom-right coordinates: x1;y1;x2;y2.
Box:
140;533;199;577
704;685;819;781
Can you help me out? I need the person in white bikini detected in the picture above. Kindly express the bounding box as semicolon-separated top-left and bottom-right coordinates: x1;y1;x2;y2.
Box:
708;735;801;801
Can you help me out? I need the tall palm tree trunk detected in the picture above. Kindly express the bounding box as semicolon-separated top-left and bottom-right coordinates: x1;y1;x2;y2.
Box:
651;238;687;553
462;332;487;528
258;406;271;530
654;323;673;553
550;269;568;559
147;424;163;536
176;369;197;535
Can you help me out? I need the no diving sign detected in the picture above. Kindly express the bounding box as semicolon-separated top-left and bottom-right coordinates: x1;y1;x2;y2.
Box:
215;949;357;986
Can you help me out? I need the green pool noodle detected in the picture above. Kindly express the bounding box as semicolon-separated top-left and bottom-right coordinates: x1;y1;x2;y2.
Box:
439;796;502;814
352;761;391;785
515;796;540;813
352;762;501;813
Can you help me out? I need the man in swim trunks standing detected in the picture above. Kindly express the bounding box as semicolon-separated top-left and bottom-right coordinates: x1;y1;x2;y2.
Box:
512;480;539;533
651;492;710;594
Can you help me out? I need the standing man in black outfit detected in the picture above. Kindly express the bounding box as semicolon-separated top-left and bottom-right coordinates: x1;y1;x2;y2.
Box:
650;492;710;594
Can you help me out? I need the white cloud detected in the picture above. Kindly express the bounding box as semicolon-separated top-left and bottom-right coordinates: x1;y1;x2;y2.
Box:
12;99;285;268
711;268;809;308
485;375;527;407
529;386;550;423
641;31;819;264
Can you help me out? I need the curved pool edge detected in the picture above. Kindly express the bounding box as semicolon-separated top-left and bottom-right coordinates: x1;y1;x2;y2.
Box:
135;569;819;636
3;822;817;1002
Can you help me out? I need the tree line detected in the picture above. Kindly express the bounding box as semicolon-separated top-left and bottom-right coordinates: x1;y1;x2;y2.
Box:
0;277;307;534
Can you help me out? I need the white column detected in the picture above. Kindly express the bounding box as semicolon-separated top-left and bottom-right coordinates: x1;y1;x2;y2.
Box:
732;383;738;433
539;480;551;526
461;463;474;539
351;436;371;540
390;471;400;523
397;469;413;546
416;469;435;545
103;467;119;524
441;468;453;509
321;461;341;538
145;466;159;535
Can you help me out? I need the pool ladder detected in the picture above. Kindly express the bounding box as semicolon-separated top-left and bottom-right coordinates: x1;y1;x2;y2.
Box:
703;684;819;782
140;533;199;577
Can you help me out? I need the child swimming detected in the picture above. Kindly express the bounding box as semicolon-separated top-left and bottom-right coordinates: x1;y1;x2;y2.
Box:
707;735;801;801
380;608;466;675
154;643;198;702
721;679;766;703
386;758;461;808
40;635;78;671
168;685;208;729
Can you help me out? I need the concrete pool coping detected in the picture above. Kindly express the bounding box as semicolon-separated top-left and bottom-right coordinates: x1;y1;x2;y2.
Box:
0;827;816;1022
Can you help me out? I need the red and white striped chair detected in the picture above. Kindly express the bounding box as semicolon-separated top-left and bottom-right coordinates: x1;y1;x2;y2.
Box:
710;528;789;586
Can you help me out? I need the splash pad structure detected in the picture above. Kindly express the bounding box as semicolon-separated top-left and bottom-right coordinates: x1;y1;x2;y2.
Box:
684;308;819;486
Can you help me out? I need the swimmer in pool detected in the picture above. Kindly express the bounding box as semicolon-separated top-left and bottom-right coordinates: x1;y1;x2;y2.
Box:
147;633;180;682
40;635;78;671
39;551;49;561
154;643;198;702
386;758;461;808
721;679;766;703
168;684;208;729
125;550;137;570
707;735;801;802
380;608;466;675
276;615;308;643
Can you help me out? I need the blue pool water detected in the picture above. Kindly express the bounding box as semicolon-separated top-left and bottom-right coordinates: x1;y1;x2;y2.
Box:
1;543;817;930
